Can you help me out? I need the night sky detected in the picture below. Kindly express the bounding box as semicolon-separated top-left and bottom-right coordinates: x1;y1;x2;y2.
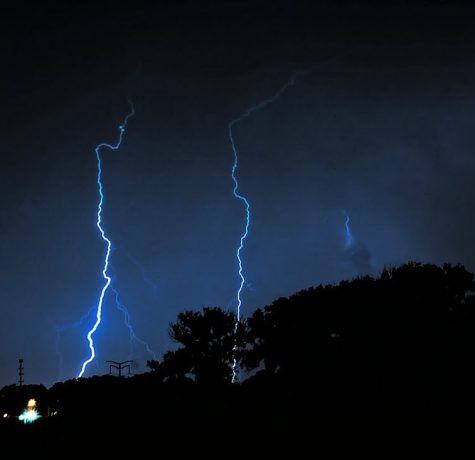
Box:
1;0;475;388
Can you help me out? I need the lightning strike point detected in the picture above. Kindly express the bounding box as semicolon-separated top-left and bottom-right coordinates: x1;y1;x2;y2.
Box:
55;306;95;381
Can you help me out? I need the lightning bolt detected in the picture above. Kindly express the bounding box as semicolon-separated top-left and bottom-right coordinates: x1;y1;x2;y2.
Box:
78;102;135;378
228;71;304;382
343;210;353;249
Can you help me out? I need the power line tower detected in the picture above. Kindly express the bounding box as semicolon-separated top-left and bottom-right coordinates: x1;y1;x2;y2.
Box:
106;360;133;377
18;359;24;386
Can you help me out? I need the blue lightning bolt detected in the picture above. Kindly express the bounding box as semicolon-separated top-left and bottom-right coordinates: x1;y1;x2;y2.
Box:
343;210;353;249
228;72;303;382
78;103;135;378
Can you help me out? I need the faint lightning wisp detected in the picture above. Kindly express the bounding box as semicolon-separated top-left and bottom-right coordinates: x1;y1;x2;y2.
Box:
228;72;303;382
343;210;353;249
118;248;159;298
78;103;135;378
110;285;157;360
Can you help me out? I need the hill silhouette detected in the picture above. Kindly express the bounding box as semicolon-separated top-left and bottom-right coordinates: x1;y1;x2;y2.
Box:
2;262;475;445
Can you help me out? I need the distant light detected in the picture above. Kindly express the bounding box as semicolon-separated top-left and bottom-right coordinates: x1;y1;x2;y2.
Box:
3;413;8;419
19;409;40;424
27;399;37;410
18;398;40;423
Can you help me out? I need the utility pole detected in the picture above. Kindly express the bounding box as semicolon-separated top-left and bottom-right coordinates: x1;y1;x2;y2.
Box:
18;359;24;386
106;360;133;377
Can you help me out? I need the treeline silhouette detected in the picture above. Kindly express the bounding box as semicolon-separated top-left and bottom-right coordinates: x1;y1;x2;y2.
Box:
3;262;475;442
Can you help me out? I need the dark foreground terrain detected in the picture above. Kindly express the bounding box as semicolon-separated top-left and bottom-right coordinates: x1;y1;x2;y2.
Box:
3;262;475;448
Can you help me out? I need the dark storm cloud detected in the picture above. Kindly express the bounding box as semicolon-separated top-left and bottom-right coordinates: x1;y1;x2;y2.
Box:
1;1;475;387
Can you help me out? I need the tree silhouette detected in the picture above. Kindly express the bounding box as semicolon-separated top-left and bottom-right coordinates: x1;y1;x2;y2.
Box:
242;262;475;411
149;307;243;384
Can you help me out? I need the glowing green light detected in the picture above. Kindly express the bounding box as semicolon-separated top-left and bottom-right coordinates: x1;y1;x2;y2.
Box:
19;409;40;424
